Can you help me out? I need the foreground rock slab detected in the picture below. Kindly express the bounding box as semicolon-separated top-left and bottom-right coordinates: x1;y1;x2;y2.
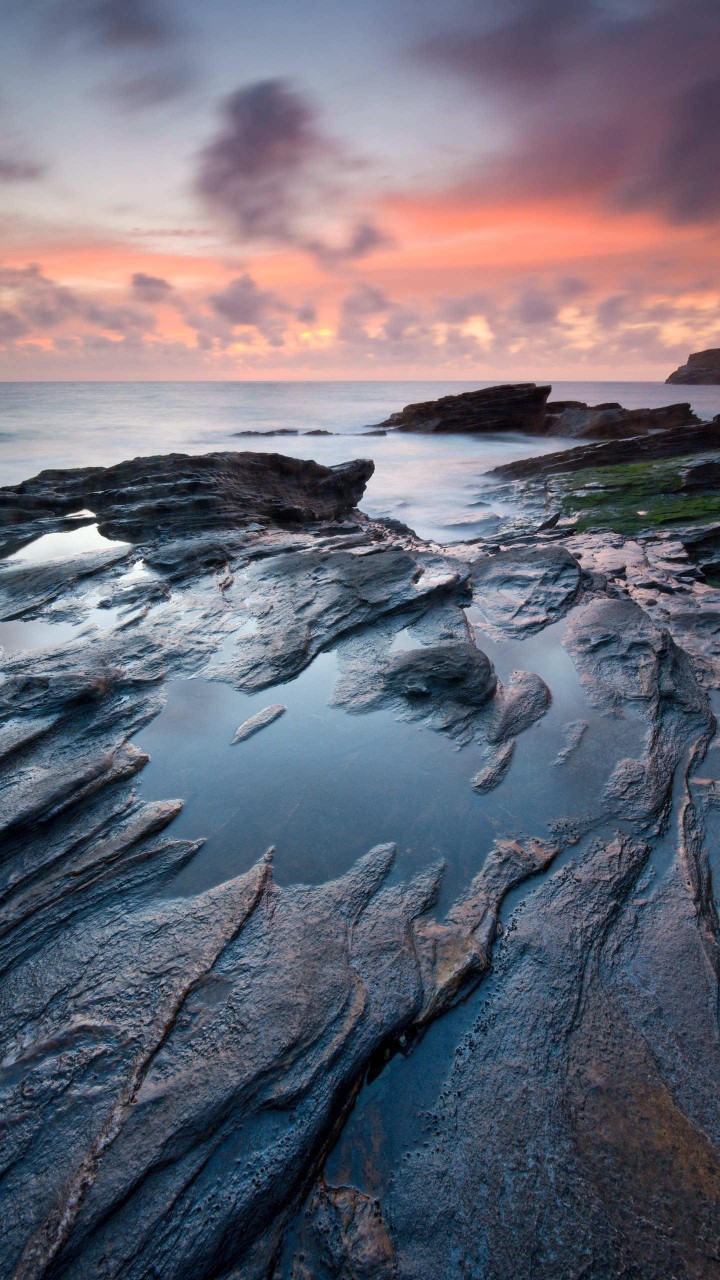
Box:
0;450;374;550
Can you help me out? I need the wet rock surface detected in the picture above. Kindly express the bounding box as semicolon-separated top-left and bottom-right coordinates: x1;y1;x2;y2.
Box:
0;450;374;551
0;442;719;1280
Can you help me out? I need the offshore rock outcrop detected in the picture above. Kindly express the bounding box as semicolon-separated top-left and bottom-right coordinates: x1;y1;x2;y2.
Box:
667;347;720;384
546;400;699;439
375;383;702;442
377;383;551;434
0;442;718;1280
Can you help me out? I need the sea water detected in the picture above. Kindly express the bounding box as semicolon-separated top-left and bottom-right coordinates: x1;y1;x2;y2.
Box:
2;380;719;542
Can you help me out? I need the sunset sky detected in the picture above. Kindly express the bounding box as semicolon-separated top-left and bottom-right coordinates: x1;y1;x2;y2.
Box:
1;0;719;380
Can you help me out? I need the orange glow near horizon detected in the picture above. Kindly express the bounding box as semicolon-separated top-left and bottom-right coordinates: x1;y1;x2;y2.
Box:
3;188;720;379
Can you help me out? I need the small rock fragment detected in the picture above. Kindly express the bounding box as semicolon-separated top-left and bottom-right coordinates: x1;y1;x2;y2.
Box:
472;740;515;793
231;703;287;743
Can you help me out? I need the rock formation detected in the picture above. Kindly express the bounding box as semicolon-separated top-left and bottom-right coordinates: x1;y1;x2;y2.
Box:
377;383;551;434
374;383;704;441
487;419;720;481
0;434;718;1280
546;401;699;439
667;347;720;384
0;451;374;550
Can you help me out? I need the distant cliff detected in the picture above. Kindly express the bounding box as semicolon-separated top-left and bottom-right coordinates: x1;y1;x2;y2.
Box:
667;348;720;383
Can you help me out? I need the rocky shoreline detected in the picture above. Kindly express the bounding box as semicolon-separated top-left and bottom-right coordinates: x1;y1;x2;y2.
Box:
1;391;719;1280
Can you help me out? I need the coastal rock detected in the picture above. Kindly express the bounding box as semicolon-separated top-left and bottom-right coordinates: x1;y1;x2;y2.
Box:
332;623;550;754
487;420;720;480
377;383;551;434
471;739;515;793
386;823;720;1279
682;459;720;490
1;837;556;1280
289;1183;397;1280
383;641;496;715
1;436;719;1280
667;347;720;383
215;545;468;692
0;451;374;547
547;401;699;440
468;544;583;635
564;596;711;823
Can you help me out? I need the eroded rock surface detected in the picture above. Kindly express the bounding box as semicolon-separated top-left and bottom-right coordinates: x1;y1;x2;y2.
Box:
0;442;718;1280
467;544;583;636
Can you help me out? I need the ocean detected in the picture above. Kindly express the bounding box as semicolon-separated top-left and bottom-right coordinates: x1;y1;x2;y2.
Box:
2;379;719;542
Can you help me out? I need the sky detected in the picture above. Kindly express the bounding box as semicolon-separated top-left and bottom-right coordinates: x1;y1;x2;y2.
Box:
1;0;720;380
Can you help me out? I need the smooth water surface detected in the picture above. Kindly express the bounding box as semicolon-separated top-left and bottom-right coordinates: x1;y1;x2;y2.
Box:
136;618;646;908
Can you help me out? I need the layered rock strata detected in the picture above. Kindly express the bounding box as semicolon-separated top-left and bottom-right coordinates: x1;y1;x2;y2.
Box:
0;443;718;1280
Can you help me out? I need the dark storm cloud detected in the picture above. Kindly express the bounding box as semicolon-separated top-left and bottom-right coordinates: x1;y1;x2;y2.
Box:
0;310;29;342
416;0;720;223
336;283;390;340
82;301;154;333
196;79;389;263
131;271;174;302
0;99;46;182
106;64;195;109
436;291;495;324
513;278;588;327
194;272;313;347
